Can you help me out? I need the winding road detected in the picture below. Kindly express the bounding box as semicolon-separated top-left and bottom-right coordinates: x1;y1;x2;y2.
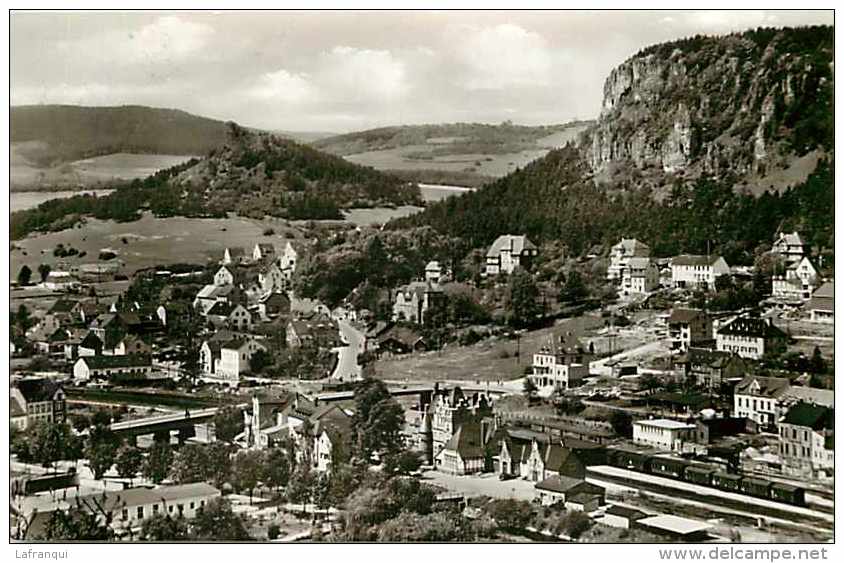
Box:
331;319;365;380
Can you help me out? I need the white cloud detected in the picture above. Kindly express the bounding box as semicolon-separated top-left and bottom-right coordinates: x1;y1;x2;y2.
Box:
318;46;408;101
453;24;553;90
54;16;215;66
247;69;316;104
682;11;779;32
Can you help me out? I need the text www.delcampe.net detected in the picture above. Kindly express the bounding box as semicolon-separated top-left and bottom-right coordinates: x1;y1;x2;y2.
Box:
658;548;830;562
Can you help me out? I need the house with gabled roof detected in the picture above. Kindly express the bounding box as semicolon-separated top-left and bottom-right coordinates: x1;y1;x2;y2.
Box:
253;242;277;263
806;281;833;323
206;302;253;331
484;234;538;276
772;256;817;301
667;308;712;351
671;254;730;291
608;238;651;281
392;280;444;325
715;315;787;360
222;246;247;265
200;334;266;386
435;420;488;475
10;378;66;430
772;231;809;263
530;331;591;390
673;347;748;389
534;475;605;508
733;375;791;429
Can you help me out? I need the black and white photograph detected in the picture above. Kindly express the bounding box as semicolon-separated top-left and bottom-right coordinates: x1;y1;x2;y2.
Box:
4;4;837;549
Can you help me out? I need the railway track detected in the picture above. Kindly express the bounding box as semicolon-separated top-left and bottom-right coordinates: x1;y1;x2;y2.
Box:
586;466;832;529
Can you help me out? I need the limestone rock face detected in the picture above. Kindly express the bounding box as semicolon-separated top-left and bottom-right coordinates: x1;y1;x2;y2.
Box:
582;28;833;184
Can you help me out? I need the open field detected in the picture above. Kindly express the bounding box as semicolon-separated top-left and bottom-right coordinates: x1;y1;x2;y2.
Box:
10;149;195;189
372;315;604;383
10;213;306;278
345;144;551;178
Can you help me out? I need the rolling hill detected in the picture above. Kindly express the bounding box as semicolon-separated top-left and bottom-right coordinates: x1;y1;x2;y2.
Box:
312;121;593;187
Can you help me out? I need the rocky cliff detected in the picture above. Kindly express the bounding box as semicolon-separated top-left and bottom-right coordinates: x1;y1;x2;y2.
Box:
582;26;833;193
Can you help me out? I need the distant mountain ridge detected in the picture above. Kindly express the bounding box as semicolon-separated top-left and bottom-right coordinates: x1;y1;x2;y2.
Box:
314;121;593;156
10;105;233;166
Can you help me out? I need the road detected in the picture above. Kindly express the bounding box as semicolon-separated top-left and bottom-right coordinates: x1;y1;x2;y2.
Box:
330;320;365;380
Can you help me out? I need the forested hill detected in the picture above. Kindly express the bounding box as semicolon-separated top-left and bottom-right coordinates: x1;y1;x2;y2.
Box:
10;105;232;166
11;123;422;239
393;26;834;266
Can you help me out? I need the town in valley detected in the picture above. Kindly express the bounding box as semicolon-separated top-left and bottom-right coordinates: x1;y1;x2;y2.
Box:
7;10;835;545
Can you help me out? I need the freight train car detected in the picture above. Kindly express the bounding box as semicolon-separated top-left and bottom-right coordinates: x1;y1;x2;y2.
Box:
649;456;690;479
770;482;806;506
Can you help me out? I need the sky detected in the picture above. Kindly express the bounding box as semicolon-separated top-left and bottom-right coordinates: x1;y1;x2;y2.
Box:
10;10;834;133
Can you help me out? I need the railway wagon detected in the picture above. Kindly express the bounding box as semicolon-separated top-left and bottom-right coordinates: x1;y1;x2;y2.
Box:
649;456;690;479
770;482;806;506
684;465;714;486
740;477;772;498
711;472;742;492
609;449;650;472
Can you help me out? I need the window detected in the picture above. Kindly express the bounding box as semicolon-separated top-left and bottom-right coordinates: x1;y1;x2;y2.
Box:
153;504;159;513
190;502;195;509
122;509;129;521
136;506;144;519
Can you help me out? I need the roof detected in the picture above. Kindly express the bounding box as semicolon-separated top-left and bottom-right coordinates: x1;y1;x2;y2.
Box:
783;385;834;408
13;378;63;403
10;397;27;417
679;347;735;368
442;421;485;459
806;282;834;312
668;308;707;324
605;505;648;520
774;232;805;248
207;301;248;317
486;234;537;258
637;515;712;535
672;254;723;267
781;402;834;431
633;419;696;430
225;247;246;258
538;330;588;357
78;483;221;512
717;316;787;339
79;332;103;350
255;243;276;253
625;257;652;270
425;260;441;271
49;299;79;314
77;355;152;369
734;375;790;398
534;474;588;494
613;238;650;255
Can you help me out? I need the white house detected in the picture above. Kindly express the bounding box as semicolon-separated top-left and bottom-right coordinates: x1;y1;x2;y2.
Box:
73;355;153;383
425;261;444;284
715;316;787;360
530;332;591;390
222;247;247;265
279;241;300;277
484;234;538;276
621;257;659;294
392;281;444;324
607;238;650;281
772;256;817;301
632;419;696;451
732;375;791;428
201;337;266;386
671;255;730;291
43;271;81;292
772;231;809;263
779;402;834;479
667;308;712;352
206;302;253;331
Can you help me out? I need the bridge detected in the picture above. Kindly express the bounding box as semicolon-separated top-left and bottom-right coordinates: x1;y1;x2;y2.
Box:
110;407;221;443
316;384;511;404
